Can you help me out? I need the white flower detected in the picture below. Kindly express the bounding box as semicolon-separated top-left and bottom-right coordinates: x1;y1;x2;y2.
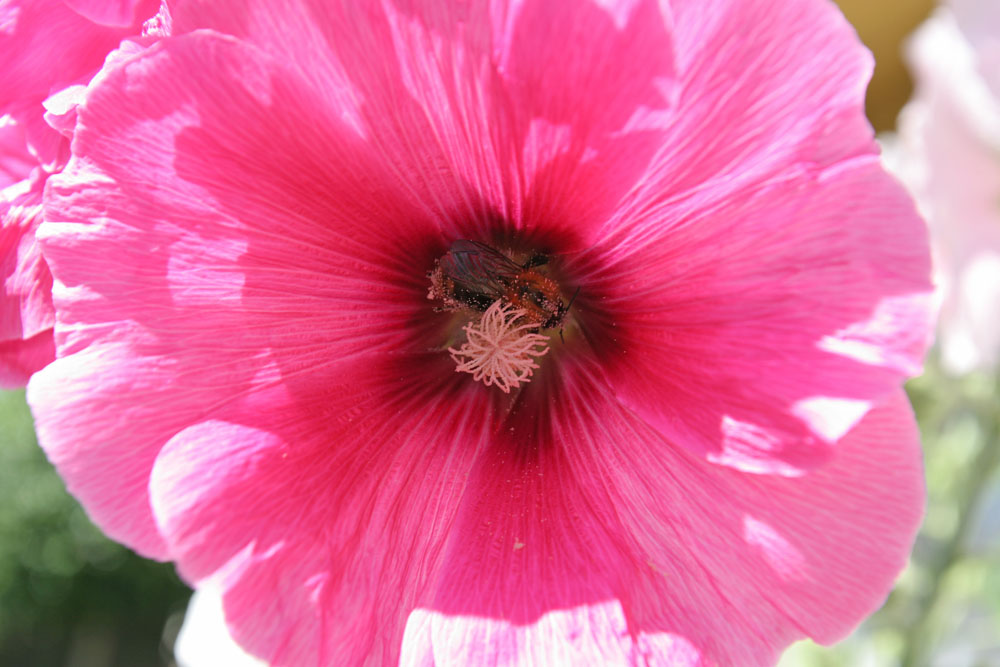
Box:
893;4;1000;373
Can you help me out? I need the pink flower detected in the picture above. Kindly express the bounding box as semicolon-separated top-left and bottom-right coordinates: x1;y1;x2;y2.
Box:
0;112;57;386
0;169;55;387
0;0;160;385
32;1;934;664
893;3;1000;374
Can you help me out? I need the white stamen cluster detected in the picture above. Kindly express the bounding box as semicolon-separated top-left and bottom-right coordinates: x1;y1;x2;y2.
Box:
449;300;550;393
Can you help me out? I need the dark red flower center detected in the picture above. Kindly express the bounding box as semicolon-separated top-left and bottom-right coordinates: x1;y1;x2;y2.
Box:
426;239;577;392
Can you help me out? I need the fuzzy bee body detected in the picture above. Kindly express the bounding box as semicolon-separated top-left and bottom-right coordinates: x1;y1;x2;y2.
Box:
431;240;569;331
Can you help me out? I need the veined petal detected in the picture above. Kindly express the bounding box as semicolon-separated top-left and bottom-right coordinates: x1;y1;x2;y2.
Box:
170;0;519;234
151;384;493;666
601;389;923;664
170;0;679;248
419;359;922;665
32;31;456;557
570;159;933;473
595;0;879;245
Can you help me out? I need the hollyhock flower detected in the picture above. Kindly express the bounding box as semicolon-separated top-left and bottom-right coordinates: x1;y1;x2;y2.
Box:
31;0;934;664
0;0;161;385
893;3;1000;374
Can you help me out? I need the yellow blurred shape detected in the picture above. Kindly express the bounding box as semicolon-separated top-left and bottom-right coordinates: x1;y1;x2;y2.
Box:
835;0;937;131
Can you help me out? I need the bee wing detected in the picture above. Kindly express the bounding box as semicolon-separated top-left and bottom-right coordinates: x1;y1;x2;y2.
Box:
440;240;521;297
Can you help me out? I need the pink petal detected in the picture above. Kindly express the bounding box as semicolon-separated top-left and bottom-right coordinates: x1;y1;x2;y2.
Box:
3;101;69;174
169;0;871;255
0;0;152;113
401;601;704;666
150;382;492;665
607;389;924;662
417;361;922;665
170;0;518;237
169;0;680;248
28;350;172;557
589;0;878;245
0;327;54;387
31;30;460;557
1;174;55;342
41;35;164;148
63;0;159;28
0;115;35;188
0;0;155;172
489;0;678;248
570;159;933;473
0;171;55;387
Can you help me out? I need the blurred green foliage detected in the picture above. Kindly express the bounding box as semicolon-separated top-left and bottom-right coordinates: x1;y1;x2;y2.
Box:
0;390;191;667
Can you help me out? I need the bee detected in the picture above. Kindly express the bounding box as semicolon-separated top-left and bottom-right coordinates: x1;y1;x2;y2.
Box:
429;239;574;331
